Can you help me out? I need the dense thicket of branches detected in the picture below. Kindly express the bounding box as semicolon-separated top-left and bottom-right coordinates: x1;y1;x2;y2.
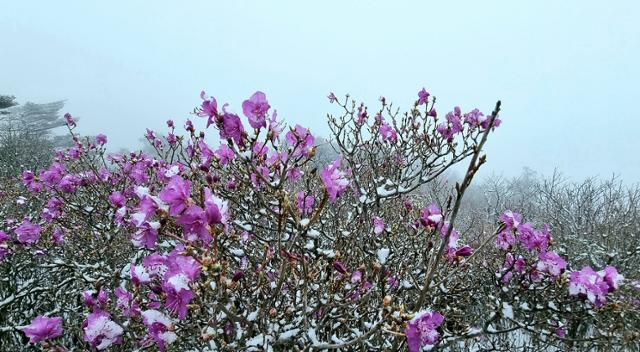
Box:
0;90;637;351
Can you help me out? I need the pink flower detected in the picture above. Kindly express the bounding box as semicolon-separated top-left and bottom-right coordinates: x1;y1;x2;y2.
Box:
96;133;108;145
351;270;362;283
64;112;76;127
242;91;270;129
83;311;123;350
499;210;522;230
495;230;515;250
436;107;463;141
215;144;235;166
568;265;622;307
198;90;218;128
108;191;125;208
419;203;442;228
162;254;200;319
130;264;151;286
517;223;550;252
463;108;486;128
404;310;444;352
296;191;315;215
40;162;66;188
321;158;350;202
327;92;337;103
114;287;137;317
22;170;43;193
21;315;63;343
536;251;567;277
52;227;65;245
268;110;284;140
159;176;191;216
417;88;429;105
141;310;177;351
219;111;245;145
379;122;397;142
132;221;160;249
599;265;623;293
175;205;211;244
14;219;41;244
372;216;385;235
285;124;315;157
203;188;229;225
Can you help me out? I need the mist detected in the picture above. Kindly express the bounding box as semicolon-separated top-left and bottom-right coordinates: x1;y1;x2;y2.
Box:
2;0;638;181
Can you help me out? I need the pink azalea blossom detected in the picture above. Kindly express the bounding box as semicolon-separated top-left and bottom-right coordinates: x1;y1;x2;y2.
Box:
96;133;108;145
419;203;442;228
22;170;43;193
242;91;270;129
268;110;284;140
40;162;65;188
436;107;463;141
219;110;245;145
114;287;137;317
51;227;64;245
296;191;315;215
14;219;41;244
495;230;516;250
162;253;200;319
285;124;315;157
499;210;522;230
131;221;160;248
141;309;177;352
83;311;123;350
203;188;229;225
417;88;429;105
599;265;624;293
64;112;76;127
21;315;63;343
175;205;211;244
463;108;486;128
517;223;550;252
159;176;191;216
320;158;350;202
287;167;302;181
372;216;385;235
568;265;622;307
131;264;151;286
536;251;567;277
404;310;444;352
215;144;235;166
198;90;218;127
108;191;125;208
379;122;398;142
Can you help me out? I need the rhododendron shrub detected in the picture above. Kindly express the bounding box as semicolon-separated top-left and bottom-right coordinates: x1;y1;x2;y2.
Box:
0;88;637;351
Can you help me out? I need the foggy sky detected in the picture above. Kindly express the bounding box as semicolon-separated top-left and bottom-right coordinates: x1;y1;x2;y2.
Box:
2;1;639;181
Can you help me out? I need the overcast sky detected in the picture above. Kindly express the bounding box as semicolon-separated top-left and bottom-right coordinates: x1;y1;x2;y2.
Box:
2;1;639;181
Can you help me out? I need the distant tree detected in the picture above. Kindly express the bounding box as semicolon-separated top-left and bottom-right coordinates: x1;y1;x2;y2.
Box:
0;97;69;178
0;95;17;109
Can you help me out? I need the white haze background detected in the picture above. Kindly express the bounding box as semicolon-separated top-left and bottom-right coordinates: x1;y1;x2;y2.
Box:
1;1;638;180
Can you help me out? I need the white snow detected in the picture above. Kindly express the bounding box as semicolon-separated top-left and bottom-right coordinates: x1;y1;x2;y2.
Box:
377;248;390;264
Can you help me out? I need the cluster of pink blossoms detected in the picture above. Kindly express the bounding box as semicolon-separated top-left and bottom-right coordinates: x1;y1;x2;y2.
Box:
404;310;445;352
496;210;623;307
416;202;473;262
569;265;623;307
